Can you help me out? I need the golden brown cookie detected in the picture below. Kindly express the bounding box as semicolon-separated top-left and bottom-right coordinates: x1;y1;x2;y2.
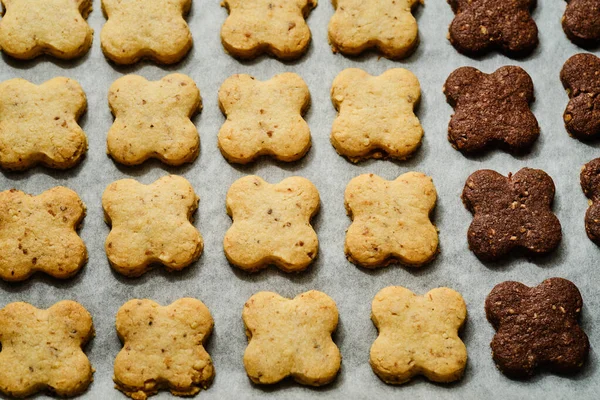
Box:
101;0;193;64
114;298;214;399
243;290;341;386
331;68;423;162
0;301;94;397
107;74;201;166
102;175;203;277
370;286;467;384
0;77;88;171
344;172;438;268
218;73;311;164
0;187;87;282
224;175;319;272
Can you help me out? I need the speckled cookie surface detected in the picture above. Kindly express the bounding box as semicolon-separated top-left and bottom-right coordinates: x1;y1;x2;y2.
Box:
328;0;420;59
344;172;438;268
0;301;94;398
580;158;600;244
224;175;319;272
0;0;93;59
0;77;88;171
108;73;201;166
0;187;87;282
562;0;600;45
243;290;341;386
101;0;192;64
102;175;203;277
220;0;317;60
486;278;589;378
114;298;214;400
370;286;467;384
218;73;311;164
331;68;423;162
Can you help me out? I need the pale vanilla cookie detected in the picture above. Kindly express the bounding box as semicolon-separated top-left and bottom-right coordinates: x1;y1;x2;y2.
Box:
218;73;311;164
114;298;214;399
328;0;419;59
243;290;341;386
108;74;201;166
0;77;88;171
344;172;438;268
220;0;317;60
0;0;93;60
331;68;423;162
224;175;319;272
0;301;94;397
102;175;203;277
370;286;467;384
101;0;192;64
0;187;87;282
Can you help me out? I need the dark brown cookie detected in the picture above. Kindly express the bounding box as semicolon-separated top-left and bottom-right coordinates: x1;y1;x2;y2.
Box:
462;168;562;261
447;0;538;56
562;0;600;45
485;278;589;378
580;158;600;243
560;53;600;139
444;66;539;153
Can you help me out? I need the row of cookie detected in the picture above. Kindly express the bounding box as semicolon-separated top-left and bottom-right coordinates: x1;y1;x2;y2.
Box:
0;278;589;399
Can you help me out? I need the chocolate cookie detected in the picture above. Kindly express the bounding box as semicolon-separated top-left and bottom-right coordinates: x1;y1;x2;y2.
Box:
485;278;589;378
462;168;562;261
447;0;538;56
560;53;600;139
580;158;600;244
444;66;539;153
562;0;600;45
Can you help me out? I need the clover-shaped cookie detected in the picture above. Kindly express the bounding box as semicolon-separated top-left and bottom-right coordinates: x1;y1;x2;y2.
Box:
462;168;562;261
220;0;317;60
0;0;93;59
560;53;600;139
0;187;87;281
562;0;600;45
108;74;201;166
218;73;311;164
580;158;600;244
447;0;538;56
114;298;214;399
486;278;589;377
224;175;319;272
331;68;423;162
443;66;539;154
101;0;192;64
344;172;438;268
0;301;94;397
370;286;467;384
0;77;88;170
102;175;203;277
328;0;420;59
243;290;341;386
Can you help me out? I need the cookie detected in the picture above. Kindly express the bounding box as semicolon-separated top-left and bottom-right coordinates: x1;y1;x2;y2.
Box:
0;77;88;171
486;278;589;378
243;290;341;386
220;0;317;60
562;0;600;45
447;0;538;56
114;298;214;399
0;0;93;60
108;74;201;166
331;68;423;162
580;158;600;244
218;73;311;164
102;175;203;277
0;301;94;397
0;187;87;282
224;175;319;272
462;168;562;261
370;286;467;384
443;66;539;154
560;53;600;139
344;173;438;268
101;0;192;64
328;0;420;59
